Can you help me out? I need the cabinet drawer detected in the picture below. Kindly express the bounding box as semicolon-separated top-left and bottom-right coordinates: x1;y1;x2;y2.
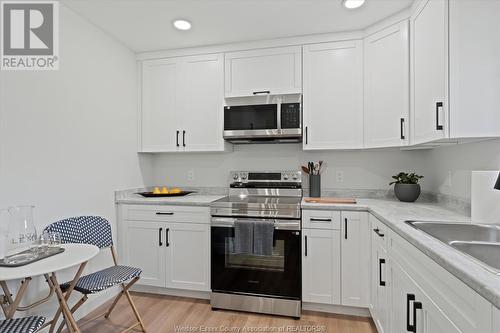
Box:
122;205;209;224
302;210;341;230
370;214;388;250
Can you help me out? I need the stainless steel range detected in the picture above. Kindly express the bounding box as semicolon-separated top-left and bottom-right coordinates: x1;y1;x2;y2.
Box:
210;170;302;318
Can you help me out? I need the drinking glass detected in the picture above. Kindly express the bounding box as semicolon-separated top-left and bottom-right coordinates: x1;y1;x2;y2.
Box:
37;231;51;254
48;232;62;247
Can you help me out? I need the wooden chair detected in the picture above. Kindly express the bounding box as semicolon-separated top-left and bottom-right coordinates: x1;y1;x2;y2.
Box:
44;216;147;333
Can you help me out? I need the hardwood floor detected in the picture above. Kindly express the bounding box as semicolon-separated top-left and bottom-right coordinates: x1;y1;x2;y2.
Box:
78;292;377;333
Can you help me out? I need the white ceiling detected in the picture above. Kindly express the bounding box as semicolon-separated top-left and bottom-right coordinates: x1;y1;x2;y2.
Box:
62;0;414;53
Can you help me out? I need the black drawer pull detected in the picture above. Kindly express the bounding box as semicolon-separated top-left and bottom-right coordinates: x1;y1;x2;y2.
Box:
166;228;170;247
182;130;186;147
379;258;386;286
158;227;163;247
156;212;174;215
310;218;332;222
252;90;270;95
344;218;348;239
407;294;415;332
413;301;422;333
400;118;405;140
176;130;180;147
304;236;308;257
373;228;385;237
436;102;443;130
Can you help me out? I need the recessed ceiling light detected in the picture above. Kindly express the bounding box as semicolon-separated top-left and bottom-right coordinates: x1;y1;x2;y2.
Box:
342;0;365;9
173;19;192;31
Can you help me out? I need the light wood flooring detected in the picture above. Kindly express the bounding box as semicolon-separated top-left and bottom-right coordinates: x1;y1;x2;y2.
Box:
78;292;377;333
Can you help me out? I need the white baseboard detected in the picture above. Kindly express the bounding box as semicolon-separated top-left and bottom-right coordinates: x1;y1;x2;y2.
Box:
302;302;371;317
131;285;210;300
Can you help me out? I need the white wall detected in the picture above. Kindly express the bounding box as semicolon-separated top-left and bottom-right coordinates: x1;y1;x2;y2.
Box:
426;139;500;200
150;144;430;192
0;4;151;319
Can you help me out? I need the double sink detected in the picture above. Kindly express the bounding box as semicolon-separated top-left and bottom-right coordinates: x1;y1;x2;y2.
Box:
406;221;500;274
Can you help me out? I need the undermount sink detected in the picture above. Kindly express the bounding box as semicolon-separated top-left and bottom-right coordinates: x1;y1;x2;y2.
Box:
406;220;500;274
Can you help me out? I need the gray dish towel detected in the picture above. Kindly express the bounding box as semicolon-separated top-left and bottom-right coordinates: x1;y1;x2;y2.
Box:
234;220;254;254
253;221;274;256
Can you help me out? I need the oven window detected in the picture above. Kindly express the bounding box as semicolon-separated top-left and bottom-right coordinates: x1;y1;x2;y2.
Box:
224;104;277;130
226;238;285;272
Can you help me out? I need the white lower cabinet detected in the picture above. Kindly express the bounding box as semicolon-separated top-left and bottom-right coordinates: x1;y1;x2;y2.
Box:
341;212;370;307
119;205;210;292
370;216;389;333
302;228;341;304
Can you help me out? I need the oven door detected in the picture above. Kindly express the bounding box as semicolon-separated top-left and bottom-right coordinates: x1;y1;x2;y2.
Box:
211;217;301;300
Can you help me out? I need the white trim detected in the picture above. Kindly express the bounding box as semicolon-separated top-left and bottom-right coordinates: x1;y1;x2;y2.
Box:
302;302;371;317
131;285;210;300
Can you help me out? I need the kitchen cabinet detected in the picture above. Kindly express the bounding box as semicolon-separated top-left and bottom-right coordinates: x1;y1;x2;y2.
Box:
364;21;409;148
370;215;389;333
411;0;500;145
341;211;370;307
302;228;341;304
224;46;302;98
493;307;500;333
303;40;363;150
119;205;210;292
140;53;228;152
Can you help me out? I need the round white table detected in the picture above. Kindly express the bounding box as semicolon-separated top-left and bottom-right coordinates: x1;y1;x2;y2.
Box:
0;244;99;333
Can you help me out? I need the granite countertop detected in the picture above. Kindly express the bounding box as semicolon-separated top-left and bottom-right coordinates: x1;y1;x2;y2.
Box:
302;198;500;309
115;188;225;206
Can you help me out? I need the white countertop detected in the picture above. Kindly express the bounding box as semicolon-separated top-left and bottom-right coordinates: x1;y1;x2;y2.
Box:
302;198;500;309
115;190;225;206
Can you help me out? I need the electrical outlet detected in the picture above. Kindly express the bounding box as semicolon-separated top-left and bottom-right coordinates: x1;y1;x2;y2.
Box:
336;170;344;183
445;171;452;187
187;170;195;181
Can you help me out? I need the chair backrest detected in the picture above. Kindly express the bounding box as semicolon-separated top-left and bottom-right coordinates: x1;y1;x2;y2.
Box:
44;216;113;249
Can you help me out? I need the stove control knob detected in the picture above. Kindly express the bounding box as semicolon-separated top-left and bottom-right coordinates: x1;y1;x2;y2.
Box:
232;173;239;180
292;174;299;180
283;174;289;180
241;173;248;180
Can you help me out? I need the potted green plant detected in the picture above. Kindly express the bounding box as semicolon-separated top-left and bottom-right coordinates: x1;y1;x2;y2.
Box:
390;172;424;202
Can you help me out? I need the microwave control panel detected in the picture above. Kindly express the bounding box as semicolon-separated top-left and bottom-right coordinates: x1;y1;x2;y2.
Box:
281;103;301;129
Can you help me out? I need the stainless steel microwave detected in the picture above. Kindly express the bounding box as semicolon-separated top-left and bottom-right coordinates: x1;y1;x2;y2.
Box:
223;103;302;143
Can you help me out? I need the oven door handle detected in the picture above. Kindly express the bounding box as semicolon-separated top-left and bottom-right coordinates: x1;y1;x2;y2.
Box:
210;217;300;231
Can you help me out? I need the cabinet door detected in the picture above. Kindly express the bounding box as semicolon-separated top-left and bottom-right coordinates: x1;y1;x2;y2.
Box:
122;221;166;287
181;53;227;152
372;244;390;333
141;58;182;152
303;41;363;150
302;228;341;304
411;0;448;144
165;223;210;291
224;46;302;97
341;211;370;307
364;21;409;148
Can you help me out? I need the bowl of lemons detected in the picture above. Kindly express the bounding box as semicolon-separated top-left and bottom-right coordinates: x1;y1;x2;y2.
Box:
137;187;194;197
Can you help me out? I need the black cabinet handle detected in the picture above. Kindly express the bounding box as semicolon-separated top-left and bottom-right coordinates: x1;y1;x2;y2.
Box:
182;130;186;147
158;227;163;247
310;218;332;222
344;218;348;239
436;102;444;130
413;301;422;333
305;126;308;144
373;228;385;237
304;236;308;257
379;258;386;286
156;212;174;215
176;130;180;147
252;90;270;95
400;118;405;140
407;294;415;332
166;228;170;247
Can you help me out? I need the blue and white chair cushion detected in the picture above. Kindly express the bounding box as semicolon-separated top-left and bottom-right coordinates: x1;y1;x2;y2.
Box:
60;265;142;294
0;316;45;333
44;216;113;249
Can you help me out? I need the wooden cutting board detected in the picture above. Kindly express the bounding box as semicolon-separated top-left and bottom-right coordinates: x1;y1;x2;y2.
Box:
304;197;357;204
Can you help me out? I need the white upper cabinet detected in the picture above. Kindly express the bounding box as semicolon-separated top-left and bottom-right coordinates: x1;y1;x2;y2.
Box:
411;0;448;144
364;21;410;148
303;41;364;150
224;46;302;98
141;58;182;152
140;53;228;152
411;0;500;144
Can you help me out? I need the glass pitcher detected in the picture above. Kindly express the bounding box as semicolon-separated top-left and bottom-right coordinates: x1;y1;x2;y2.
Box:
7;205;37;255
0;208;9;260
